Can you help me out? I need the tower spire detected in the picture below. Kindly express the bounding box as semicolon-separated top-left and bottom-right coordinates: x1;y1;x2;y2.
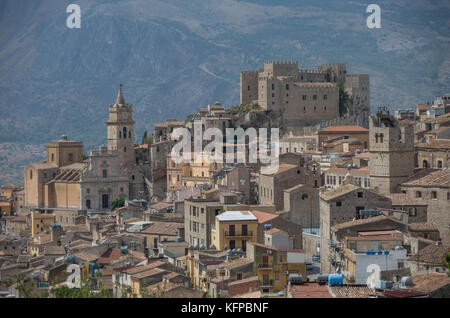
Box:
116;84;125;105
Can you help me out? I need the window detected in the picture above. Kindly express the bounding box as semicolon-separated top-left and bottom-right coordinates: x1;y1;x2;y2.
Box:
437;160;443;168
51;153;54;162
119;131;121;138
336;201;342;207
129;131;131;138
409;207;417;217
286;84;289;90
30;170;33;179
357;192;363;198
423;160;428;168
68;153;73;162
416;191;422;198
431;191;437;199
87;188;90;194
323;94;327;100
313;95;317;100
302;95;307;100
229;240;235;249
86;200;91;209
123;127;127;138
124;147;126;153
271;84;275;90
102;169;107;178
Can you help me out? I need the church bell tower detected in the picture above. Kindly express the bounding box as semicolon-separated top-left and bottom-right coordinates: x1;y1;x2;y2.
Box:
107;85;136;167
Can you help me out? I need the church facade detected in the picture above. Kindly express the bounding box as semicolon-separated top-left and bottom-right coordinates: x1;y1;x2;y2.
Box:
23;86;149;221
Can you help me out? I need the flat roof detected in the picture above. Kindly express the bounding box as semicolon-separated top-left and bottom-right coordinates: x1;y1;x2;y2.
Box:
216;210;257;222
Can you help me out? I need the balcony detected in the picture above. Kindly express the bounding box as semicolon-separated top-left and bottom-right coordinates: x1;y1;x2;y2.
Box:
257;263;273;270
224;231;253;238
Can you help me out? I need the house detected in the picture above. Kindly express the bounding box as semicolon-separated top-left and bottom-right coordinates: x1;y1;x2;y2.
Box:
211;210;258;252
246;241;306;294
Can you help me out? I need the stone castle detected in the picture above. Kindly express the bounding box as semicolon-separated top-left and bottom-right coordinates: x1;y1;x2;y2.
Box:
240;61;370;129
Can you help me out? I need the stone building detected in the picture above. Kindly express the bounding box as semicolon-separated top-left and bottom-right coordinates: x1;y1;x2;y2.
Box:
23;86;149;217
283;183;319;229
416;140;450;169
259;163;320;211
240;61;370;129
369;108;415;195
400;169;450;244
319;183;392;273
318;126;369;151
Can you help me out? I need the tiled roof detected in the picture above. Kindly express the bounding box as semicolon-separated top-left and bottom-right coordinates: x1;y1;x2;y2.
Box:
409;243;450;264
401;169;449;188
320;183;360;201
97;248;122;264
261;163;297;176
332;215;403;231
130;268;165;280
140;222;184;236
410;273;450;294
227;276;259;286
217;258;253;270
319;126;368;133
120;261;165;274
346;236;402;241
416;140;450;150
250;210;279;224
290;283;332;298
44;246;66;255
330;285;383;298
74;252;98;262
326;166;369;175
408;222;439;232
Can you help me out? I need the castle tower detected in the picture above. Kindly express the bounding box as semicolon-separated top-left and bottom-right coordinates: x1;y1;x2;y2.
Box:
369;107;415;195
107;85;136;167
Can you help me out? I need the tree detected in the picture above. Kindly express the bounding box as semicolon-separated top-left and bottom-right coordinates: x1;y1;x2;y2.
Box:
337;82;349;116
444;253;450;276
111;197;125;211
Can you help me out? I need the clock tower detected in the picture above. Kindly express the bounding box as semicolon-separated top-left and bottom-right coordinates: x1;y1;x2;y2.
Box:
107;85;136;167
368;107;415;195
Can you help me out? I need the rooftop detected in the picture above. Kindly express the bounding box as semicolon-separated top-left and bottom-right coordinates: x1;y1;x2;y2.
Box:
401;169;449;188
409;243;450;264
216;211;257;222
250;210;279;224
319;126;368;133
289;283;332;298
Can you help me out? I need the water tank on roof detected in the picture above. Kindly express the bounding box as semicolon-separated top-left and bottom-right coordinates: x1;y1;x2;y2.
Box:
355;149;361;154
375;280;393;290
209;244;216;250
236;248;242;254
401;276;413;287
289;274;303;285
317;274;329;285
188;245;194;250
394;246;404;251
347;164;352;169
120;246;129;254
363;149;368;153
264;224;272;230
328;274;343;286
199;244;205;250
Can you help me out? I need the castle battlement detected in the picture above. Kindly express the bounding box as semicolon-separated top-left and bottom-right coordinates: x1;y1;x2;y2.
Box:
264;61;298;65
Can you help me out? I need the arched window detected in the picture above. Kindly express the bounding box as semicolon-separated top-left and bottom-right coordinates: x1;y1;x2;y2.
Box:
123;127;127;138
30;170;33;179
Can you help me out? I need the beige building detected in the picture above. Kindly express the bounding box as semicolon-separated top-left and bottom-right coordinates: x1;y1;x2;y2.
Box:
23;86;149;216
400;169;450;244
369;108;415;195
240;61;370;129
320;183;392;273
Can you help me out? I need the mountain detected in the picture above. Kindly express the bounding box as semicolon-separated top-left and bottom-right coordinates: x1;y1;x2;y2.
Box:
0;0;449;185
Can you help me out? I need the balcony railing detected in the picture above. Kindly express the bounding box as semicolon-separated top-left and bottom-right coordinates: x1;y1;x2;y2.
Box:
257;263;273;269
224;231;253;237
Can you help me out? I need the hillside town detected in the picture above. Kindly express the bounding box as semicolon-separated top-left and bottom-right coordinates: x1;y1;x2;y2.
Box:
0;61;449;298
